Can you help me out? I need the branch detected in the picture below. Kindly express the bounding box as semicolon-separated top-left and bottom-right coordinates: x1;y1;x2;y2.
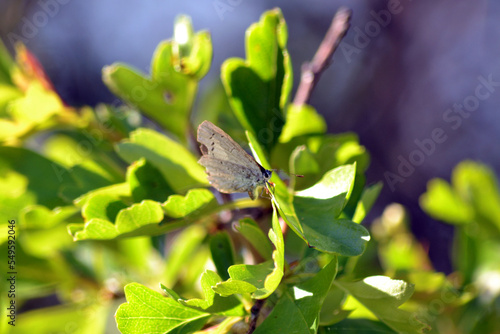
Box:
293;7;352;106
246;298;265;334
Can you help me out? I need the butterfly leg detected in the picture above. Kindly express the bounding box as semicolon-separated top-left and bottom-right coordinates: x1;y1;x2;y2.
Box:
248;190;256;200
257;183;274;200
259;187;270;199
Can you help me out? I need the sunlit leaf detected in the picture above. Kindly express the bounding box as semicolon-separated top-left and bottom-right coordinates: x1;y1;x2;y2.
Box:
15;303;109;334
213;204;284;299
279;104;326;143
162;271;244;316
352;182;383;223
235;218;273;261
116;283;210;333
335;276;429;333
117;128;208;193
70;189;216;240
222;8;292;152
0;146;74;209
420;179;472;225
254;258;338;333
248;129;369;256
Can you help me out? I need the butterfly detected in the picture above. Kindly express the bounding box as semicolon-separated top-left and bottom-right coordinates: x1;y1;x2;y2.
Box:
197;121;272;200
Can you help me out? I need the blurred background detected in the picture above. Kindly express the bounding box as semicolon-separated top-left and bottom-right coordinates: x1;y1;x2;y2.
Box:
1;0;499;274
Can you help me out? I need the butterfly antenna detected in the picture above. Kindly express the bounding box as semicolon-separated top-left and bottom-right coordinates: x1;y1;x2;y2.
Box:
271;169;304;178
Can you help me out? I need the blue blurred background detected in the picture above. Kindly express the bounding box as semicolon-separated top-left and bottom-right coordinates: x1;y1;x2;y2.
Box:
1;0;499;273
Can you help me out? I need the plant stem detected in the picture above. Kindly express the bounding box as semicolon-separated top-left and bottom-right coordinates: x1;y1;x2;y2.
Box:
293;7;352;106
246;298;265;334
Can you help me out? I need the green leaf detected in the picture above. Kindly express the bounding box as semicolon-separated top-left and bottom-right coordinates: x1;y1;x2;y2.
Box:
73;182;130;208
161;284;182;301
453;161;500;231
284;165;369;256
319;286;350;326
254;258;338;334
294;164;356;208
116;283;210;334
127;158;175;202
116;128;208;193
8;82;63;124
0;119;29;142
71;200;163;240
162;225;207;287
162;188;217;219
67;218;117;240
313;134;369;174
211;278;257;297
246;129;272;169
352;182;383;223
0;146;74;209
335;276;429;334
71;189;216;240
420;178;473;225
221;8;292;151
0;40;15;84
290;258;338;331
212;246;277;299
150;42;196;139
0;84;22;115
247;129;370;256
210;232;236;280
192;82;238;131
58;165;118;203
19;205;78;229
407;271;447;294
103;63;186;138
342;171;366;219
172;16;213;80
254;293;311;334
104;16;212;141
262;202;285;297
179;246;210;289
279;104;327;143
14;303;109;334
290;145;320;177
18;205;77;257
421;161;500;233
173;15;195;59
319;319;397;334
82;193;128;222
246;127;302;237
334;140;370;172
43;133;123;183
281;133;370;191
169;270;245;316
235;218;273;260
213;204;284;299
115;199;165;233
118;236;157;272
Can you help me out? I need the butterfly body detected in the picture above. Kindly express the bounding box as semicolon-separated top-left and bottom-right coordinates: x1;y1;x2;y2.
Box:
197;121;272;200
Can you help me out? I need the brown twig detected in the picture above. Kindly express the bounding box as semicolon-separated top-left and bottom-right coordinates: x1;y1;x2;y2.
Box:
246;299;265;334
293;7;352;106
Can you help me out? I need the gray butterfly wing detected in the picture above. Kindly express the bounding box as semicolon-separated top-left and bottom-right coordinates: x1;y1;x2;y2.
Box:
197;120;261;171
197;121;268;198
198;156;266;194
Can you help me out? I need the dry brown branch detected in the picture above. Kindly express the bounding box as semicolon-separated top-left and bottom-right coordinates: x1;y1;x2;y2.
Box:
293;7;352;106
